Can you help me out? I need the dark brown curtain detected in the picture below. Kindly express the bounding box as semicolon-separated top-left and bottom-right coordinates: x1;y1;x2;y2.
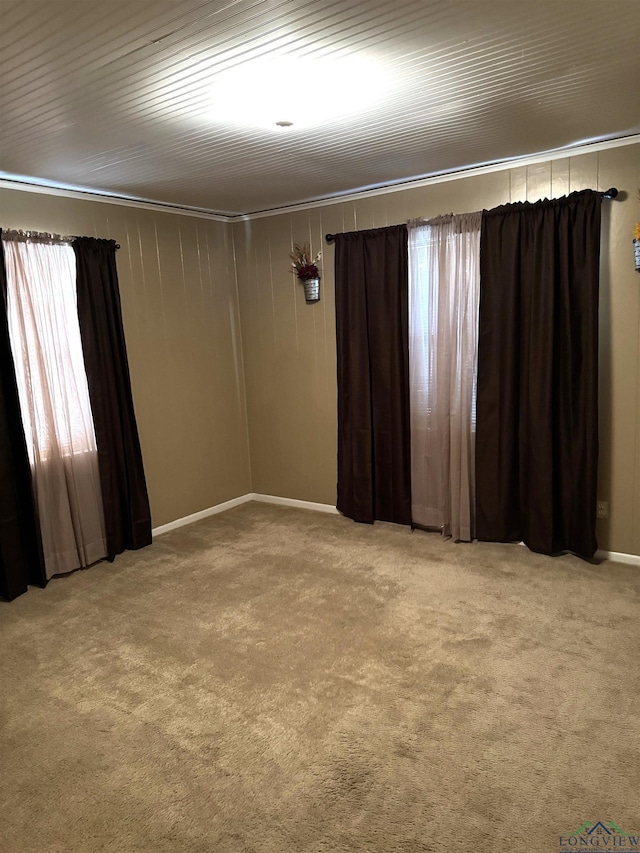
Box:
334;224;411;525
73;237;152;561
475;189;602;559
0;232;47;600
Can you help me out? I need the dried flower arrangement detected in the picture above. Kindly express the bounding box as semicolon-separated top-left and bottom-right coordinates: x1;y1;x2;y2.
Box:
289;243;321;281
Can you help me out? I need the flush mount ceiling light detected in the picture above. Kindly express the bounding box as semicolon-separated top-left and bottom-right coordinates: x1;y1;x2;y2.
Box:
209;54;388;130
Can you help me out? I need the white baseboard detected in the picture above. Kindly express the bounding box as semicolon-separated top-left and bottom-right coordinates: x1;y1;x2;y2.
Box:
152;492;339;536
519;540;639;567
250;493;340;514
595;549;640;567
152;497;639;566
152;494;254;536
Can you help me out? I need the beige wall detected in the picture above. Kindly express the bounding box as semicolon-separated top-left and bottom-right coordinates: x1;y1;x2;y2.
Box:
1;141;638;554
0;188;251;528
234;142;640;555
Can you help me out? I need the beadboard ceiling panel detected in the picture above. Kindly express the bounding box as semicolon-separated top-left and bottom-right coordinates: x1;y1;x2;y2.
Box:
1;0;638;215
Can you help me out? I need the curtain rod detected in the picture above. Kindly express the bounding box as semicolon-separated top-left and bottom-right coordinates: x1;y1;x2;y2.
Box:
1;229;120;249
2;228;75;245
324;187;620;243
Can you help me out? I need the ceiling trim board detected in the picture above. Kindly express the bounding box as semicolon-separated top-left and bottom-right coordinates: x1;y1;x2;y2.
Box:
0;178;233;222
244;134;640;220
1;133;638;224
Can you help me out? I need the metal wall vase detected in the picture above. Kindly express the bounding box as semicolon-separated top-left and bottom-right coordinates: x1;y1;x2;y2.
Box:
303;276;320;303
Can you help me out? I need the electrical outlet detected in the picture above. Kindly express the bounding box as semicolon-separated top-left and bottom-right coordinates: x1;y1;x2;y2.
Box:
597;501;608;519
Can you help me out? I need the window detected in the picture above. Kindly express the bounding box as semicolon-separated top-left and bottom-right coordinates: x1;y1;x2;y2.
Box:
3;234;106;577
408;213;481;541
4;238;98;462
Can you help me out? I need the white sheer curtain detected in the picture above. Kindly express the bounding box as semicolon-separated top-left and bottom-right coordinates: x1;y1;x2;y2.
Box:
4;235;107;578
408;212;481;541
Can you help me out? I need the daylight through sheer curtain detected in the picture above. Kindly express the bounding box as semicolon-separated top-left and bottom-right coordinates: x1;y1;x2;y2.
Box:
4;237;107;577
408;212;481;541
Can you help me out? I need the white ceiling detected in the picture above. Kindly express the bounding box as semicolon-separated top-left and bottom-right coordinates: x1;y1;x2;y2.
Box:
1;0;638;216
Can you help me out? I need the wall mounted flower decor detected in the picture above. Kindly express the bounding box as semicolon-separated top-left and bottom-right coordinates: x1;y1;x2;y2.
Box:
290;243;322;303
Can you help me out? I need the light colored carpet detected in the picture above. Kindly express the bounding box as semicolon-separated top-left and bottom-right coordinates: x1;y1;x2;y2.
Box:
1;502;639;853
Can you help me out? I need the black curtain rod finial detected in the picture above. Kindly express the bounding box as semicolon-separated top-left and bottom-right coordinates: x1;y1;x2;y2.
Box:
325;233;337;243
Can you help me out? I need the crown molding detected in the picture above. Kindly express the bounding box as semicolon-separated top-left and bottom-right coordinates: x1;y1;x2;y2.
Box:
243;134;640;220
2;133;638;223
0;177;233;222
